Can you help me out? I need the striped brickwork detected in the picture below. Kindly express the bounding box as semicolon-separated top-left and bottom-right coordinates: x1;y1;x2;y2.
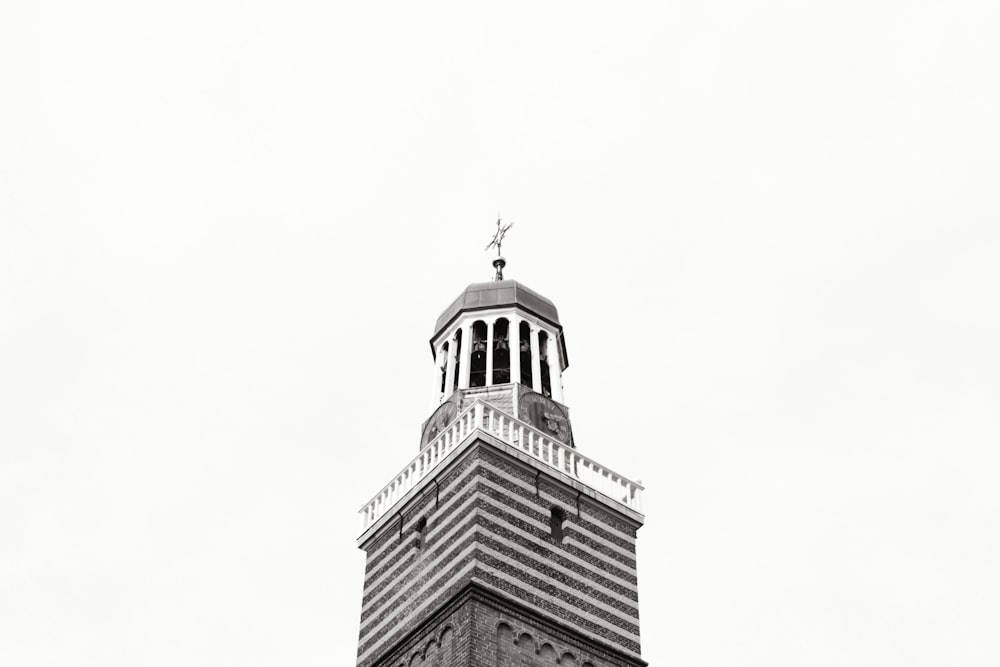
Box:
470;448;642;657
357;436;644;667
357;449;483;666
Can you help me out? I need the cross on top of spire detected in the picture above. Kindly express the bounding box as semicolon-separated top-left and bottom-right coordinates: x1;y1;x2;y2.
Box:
485;216;514;281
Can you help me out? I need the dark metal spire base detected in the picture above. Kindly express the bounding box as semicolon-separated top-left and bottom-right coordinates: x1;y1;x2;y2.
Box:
492;256;506;281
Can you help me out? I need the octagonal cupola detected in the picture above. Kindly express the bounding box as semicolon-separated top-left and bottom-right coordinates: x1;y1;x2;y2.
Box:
422;277;573;450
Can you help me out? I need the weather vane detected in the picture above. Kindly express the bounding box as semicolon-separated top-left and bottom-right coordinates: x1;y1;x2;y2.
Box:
485;216;514;281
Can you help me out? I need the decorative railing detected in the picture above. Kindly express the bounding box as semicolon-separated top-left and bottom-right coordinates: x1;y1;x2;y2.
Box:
358;400;644;533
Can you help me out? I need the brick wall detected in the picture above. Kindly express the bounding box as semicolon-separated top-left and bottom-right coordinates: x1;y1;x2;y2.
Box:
366;587;646;667
357;437;644;667
476;596;639;667
469;447;641;657
368;596;472;667
357;451;482;667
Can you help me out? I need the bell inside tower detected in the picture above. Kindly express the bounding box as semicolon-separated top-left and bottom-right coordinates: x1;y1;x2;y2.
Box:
492;317;510;384
518;320;533;387
469;321;488;387
538;330;552;398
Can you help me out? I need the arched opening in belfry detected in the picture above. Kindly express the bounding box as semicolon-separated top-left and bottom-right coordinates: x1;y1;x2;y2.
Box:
439;343;449;394
470;320;488;387
492;318;510;384
538;331;552;398
452;329;462;392
519;321;533;387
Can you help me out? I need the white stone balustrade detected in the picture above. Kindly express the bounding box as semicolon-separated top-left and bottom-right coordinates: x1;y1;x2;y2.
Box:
359;400;644;533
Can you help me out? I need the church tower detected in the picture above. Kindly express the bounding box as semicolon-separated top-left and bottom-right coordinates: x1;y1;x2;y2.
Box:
356;258;646;667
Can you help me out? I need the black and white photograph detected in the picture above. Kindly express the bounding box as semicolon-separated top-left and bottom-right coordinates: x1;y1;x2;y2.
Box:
2;2;998;666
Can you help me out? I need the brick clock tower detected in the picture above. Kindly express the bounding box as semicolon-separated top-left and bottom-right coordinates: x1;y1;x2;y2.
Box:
355;268;646;667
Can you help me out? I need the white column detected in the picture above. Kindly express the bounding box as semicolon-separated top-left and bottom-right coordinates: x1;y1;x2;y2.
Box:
485;320;494;387
547;333;564;403
530;325;542;393
510;315;521;386
444;336;456;397
458;320;473;389
431;345;445;407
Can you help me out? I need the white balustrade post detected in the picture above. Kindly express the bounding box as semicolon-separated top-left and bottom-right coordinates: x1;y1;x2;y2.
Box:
474;402;484;431
485;320;494;386
530;326;543;393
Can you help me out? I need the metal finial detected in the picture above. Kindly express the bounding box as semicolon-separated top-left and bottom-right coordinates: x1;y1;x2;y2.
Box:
485;216;514;281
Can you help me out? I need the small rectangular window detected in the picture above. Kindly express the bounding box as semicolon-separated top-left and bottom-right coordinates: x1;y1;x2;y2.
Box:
549;507;565;543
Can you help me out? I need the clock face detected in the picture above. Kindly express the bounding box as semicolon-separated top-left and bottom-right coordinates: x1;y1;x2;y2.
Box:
518;391;573;446
420;400;458;448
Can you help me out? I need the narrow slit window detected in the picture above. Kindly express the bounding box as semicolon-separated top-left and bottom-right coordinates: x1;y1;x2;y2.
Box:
549;507;565;543
414;516;428;549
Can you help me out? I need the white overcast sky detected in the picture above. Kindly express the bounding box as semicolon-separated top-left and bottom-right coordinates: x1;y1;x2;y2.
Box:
2;2;999;666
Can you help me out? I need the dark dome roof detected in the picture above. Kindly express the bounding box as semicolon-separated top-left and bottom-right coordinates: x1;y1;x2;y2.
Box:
432;280;561;339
